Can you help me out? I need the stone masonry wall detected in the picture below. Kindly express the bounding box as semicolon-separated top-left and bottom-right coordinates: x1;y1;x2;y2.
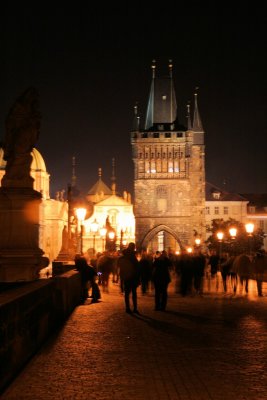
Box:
0;270;82;393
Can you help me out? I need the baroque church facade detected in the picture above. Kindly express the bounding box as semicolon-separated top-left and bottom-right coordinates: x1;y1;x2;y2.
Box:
131;61;206;252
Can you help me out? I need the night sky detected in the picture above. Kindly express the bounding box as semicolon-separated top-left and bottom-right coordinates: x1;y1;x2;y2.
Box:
1;2;267;198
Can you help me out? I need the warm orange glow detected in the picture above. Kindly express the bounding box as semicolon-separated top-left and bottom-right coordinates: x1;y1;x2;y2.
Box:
108;231;115;240
99;227;107;237
76;207;86;222
216;231;224;241
229;227;237;238
91;218;99;233
245;223;254;235
195;238;201;246
187;247;193;253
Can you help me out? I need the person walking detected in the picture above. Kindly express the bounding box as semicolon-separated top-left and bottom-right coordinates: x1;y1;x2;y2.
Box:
152;250;171;311
118;242;141;314
75;254;99;303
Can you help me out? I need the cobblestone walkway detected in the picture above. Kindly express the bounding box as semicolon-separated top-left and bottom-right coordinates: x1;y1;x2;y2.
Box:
2;276;267;399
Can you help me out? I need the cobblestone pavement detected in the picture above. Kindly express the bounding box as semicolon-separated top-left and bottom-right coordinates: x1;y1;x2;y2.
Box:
2;275;267;400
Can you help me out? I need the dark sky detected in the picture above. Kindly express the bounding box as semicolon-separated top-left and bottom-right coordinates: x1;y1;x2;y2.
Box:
1;2;267;198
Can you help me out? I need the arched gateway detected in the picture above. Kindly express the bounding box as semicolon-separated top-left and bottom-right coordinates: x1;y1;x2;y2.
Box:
131;61;206;252
140;224;183;253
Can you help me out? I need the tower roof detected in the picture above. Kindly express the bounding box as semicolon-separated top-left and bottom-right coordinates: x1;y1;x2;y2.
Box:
87;168;112;197
145;61;177;130
192;91;204;132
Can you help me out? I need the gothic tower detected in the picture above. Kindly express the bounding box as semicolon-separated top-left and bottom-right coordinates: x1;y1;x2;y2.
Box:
131;61;206;251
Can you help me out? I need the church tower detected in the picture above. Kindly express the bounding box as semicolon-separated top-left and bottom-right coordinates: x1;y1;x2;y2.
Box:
131;61;206;251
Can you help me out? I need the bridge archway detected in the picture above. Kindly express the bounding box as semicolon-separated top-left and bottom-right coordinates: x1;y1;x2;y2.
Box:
140;224;183;253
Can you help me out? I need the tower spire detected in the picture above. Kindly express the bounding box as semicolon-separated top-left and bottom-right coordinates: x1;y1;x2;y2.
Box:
186;102;192;130
168;59;173;78
152;59;156;78
132;102;140;131
111;157;116;195
192;87;203;132
71;156;76;188
98;167;102;179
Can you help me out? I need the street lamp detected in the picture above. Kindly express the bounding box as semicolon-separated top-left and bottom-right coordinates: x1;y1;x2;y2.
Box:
229;227;237;256
99;227;107;252
75;207;87;255
245;223;254;236
216;231;224;261
195;238;201;246
229;227;237;239
91;218;99;254
245;222;254;255
108;231;115;240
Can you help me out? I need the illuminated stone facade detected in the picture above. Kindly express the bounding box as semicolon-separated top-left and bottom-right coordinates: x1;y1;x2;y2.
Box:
0;147;68;264
131;62;206;252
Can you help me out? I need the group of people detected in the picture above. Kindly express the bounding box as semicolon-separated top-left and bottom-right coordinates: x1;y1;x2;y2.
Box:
74;243;173;313
75;244;267;312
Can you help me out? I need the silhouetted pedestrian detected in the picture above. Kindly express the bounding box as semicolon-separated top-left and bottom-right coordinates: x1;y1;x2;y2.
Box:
152;250;171;311
118;242;141;314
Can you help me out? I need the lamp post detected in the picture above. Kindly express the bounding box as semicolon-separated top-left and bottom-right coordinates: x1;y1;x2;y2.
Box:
216;231;224;261
245;222;254;255
195;238;201;246
99;227;107;252
108;230;115;252
229;227;237;256
75;207;87;255
90;218;99;254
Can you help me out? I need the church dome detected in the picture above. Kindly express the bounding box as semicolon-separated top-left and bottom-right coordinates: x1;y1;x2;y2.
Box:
0;147;47;172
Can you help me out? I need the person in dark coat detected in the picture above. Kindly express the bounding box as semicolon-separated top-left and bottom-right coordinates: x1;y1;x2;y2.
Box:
75;254;100;303
118;242;141;314
152;250;171;311
139;250;152;294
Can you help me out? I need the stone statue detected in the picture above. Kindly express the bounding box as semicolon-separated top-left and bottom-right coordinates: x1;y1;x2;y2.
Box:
2;87;41;188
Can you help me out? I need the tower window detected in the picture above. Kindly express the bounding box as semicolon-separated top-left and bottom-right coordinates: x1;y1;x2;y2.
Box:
157;153;160;158
165;133;171;138
177;132;183;138
139;153;142;158
153;132;159;138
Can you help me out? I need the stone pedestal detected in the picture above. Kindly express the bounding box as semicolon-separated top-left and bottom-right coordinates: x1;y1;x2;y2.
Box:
0;187;49;282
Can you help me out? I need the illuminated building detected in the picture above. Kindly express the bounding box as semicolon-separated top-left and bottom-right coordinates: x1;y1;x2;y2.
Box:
0;147;68;265
81;167;135;255
131;61;206;252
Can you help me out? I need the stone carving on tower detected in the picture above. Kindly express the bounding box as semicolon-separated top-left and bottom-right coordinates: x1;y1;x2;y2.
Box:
131;61;206;252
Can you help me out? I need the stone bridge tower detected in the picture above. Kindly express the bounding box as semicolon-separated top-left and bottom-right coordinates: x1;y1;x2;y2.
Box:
131;61;206;252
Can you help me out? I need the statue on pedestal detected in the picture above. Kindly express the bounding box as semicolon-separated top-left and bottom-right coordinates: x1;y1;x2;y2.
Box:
0;87;49;282
2;87;41;188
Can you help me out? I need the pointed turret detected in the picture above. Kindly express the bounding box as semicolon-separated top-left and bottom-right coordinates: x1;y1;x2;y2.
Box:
144;60;178;130
132;103;140;131
111;157;116;195
145;60;156;130
186;102;192;130
192;89;203;132
71;156;77;188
